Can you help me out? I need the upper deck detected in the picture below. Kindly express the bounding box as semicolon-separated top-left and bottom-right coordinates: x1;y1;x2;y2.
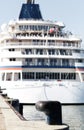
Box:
0;0;82;48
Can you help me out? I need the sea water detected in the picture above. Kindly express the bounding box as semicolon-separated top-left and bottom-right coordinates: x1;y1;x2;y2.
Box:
23;105;84;130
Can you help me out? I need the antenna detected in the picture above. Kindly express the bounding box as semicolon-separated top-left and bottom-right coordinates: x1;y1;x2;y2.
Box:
27;0;35;4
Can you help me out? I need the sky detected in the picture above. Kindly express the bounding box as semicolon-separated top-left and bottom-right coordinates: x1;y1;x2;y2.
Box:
0;0;84;46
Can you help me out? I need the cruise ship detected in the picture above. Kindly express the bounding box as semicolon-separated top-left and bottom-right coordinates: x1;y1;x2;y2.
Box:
0;0;84;104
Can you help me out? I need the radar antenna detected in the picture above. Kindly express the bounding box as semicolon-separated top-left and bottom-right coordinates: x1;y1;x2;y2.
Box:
27;0;35;4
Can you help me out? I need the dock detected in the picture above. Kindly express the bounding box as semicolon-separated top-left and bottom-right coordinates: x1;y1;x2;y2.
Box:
0;95;69;130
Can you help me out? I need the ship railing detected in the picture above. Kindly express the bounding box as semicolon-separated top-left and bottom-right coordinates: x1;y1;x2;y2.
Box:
12;33;80;43
5;43;80;50
15;33;68;38
15;29;75;38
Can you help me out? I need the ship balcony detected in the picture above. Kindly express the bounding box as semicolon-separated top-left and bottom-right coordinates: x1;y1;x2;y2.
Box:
1;50;84;59
1;51;73;59
1;51;83;60
15;30;81;42
6;54;74;59
15;34;78;40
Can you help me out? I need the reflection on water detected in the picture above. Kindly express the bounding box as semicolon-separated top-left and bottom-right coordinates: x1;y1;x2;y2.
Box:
62;105;84;130
23;105;84;130
23;105;45;121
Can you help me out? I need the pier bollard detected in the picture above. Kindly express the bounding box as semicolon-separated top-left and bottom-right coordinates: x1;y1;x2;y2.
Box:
11;99;20;112
0;87;3;94
35;101;62;125
1;93;7;98
19;103;23;115
7;99;23;115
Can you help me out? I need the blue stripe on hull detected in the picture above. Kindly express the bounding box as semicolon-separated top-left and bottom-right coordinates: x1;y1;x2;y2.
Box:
0;65;84;69
22;65;76;68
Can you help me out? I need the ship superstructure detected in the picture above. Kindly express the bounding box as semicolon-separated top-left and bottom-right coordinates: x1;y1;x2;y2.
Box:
0;0;84;104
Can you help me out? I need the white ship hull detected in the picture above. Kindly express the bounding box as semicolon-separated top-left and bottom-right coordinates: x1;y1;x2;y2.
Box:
0;0;84;105
1;80;84;104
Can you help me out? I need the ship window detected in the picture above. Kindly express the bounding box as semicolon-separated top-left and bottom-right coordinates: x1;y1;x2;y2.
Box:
78;59;83;63
35;72;60;80
9;49;15;51
50;73;60;79
22;72;34;79
82;73;84;81
22;72;76;80
10;58;16;61
50;59;57;66
34;26;38;30
25;49;32;54
19;25;23;30
48;49;55;55
36;49;43;55
37;59;44;66
6;40;9;42
14;73;21;81
75;50;80;53
2;73;5;81
62;59;69;66
61;73;76;80
25;58;32;65
6;73;12;81
9;49;11;51
22;72;59;80
19;25;29;31
19;40;22;42
38;26;42;31
60;50;66;55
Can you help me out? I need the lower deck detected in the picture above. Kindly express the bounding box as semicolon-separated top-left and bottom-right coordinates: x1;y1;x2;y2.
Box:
1;71;84;82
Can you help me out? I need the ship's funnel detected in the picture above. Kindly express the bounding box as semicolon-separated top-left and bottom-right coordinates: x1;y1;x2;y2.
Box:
19;1;43;20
